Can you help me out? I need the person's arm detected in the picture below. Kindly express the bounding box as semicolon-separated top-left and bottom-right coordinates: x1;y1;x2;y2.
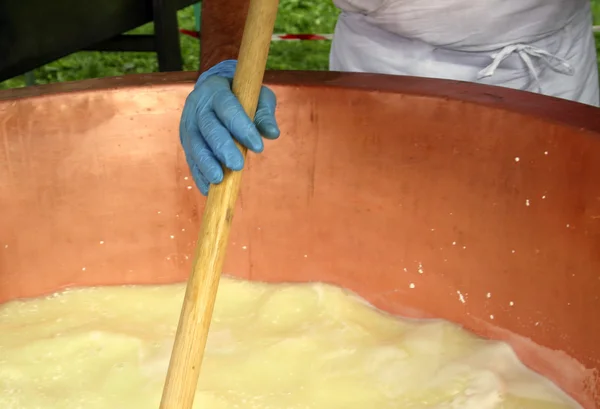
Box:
184;0;279;196
199;0;250;72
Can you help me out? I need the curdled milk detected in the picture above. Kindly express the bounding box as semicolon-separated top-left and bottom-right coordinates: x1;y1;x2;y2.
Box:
0;277;581;409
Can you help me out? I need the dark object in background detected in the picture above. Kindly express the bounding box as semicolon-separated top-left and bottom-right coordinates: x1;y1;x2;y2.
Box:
0;0;196;82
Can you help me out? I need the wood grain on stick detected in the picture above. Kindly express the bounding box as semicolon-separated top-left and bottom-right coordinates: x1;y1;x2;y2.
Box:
159;0;279;407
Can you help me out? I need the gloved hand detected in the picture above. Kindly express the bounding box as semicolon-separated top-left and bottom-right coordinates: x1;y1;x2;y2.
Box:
180;59;280;195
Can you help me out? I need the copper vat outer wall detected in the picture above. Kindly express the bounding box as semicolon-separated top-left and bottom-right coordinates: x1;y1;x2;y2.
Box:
0;71;599;406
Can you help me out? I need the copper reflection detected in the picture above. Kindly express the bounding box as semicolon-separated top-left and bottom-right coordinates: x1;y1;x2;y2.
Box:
0;71;599;407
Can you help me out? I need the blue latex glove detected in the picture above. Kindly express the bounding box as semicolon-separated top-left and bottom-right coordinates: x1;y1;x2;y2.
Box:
180;59;280;195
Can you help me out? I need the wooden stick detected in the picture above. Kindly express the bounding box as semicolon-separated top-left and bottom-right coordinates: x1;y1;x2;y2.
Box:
159;0;279;408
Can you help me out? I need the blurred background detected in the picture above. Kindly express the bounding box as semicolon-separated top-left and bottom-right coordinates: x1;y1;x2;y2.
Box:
0;0;598;89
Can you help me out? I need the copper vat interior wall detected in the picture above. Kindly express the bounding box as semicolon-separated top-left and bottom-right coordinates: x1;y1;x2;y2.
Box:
0;71;599;407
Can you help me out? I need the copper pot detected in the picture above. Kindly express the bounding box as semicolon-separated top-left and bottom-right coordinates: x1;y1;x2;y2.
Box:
1;71;599;407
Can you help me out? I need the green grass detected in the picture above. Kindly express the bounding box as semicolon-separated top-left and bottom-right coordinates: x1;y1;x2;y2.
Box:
0;0;339;89
0;0;598;89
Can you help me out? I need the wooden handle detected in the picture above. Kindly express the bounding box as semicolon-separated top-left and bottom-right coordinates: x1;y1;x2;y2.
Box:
159;1;279;408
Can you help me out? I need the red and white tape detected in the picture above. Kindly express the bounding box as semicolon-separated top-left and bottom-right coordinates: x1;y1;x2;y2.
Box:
183;27;599;38
180;29;333;41
271;33;333;41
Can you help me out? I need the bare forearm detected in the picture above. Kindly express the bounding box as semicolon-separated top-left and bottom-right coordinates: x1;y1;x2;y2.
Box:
199;0;250;72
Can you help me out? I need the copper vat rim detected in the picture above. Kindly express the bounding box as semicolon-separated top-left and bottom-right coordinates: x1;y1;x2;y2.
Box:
1;70;598;133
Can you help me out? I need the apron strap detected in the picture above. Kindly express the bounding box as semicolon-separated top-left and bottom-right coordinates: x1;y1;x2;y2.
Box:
477;44;575;93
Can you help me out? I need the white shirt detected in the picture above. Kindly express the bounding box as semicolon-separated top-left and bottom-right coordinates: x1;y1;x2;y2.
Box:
330;0;599;106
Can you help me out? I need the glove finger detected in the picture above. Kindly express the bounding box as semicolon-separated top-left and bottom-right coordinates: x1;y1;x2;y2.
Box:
212;88;264;153
254;86;280;140
190;162;210;196
198;110;245;171
182;122;225;184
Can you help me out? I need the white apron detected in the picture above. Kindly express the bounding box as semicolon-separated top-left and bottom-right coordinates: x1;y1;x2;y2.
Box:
330;0;599;106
